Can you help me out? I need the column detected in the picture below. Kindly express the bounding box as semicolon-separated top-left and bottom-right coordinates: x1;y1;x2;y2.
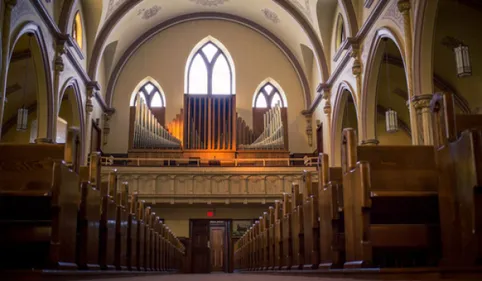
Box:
398;0;421;145
103;111;113;145
304;114;313;147
322;88;332;157
49;39;67;143
84;83;99;163
412;94;434;145
0;0;17;139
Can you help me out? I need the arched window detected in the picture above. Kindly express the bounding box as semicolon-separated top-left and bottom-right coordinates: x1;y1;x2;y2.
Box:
72;11;83;49
130;80;166;109
335;14;346;50
253;82;287;109
185;39;235;95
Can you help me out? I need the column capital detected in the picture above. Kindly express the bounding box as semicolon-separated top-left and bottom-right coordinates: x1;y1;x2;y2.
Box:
352;58;362;77
397;0;411;14
411;94;433;110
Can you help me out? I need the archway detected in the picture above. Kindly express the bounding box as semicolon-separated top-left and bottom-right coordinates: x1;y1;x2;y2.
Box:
331;84;358;166
1;31;51;143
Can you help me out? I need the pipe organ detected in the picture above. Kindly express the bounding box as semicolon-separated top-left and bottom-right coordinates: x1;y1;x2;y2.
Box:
236;115;256;146
239;104;285;150
167;109;184;146
129;96;181;149
183;95;236;150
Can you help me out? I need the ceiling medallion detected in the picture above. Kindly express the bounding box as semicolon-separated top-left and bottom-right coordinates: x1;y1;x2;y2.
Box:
289;0;312;21
190;0;230;7
262;8;280;24
137;5;162;20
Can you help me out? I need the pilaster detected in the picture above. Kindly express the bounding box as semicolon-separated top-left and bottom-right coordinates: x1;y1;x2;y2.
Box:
0;0;17;139
411;94;434;145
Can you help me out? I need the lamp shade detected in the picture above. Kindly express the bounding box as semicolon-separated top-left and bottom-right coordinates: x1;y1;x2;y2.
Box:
16;107;28;131
454;44;472;77
385;108;399;133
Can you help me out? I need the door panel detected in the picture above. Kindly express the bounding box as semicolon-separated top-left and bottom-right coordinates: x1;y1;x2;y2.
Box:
191;220;210;273
210;227;225;271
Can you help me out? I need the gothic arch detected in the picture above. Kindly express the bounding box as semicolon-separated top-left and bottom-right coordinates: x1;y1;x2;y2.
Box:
361;27;407;142
331;81;358;166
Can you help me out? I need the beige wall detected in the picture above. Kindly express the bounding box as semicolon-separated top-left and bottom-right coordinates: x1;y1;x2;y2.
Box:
152;205;268;238
106;20;309;153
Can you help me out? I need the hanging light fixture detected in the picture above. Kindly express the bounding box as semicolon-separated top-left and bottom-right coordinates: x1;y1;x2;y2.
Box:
454;43;472;77
383;38;399;133
16;36;32;132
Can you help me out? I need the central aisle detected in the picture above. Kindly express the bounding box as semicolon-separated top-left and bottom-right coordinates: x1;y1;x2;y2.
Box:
86;274;360;281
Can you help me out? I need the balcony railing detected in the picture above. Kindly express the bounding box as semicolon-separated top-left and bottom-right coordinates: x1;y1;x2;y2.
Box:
100;156;319;167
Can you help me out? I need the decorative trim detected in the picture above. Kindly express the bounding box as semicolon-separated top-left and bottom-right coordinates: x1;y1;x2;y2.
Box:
303;0;390;114
137;5;162;20
262;8;280;24
105;12;311;111
30;0;112;113
189;0;230;7
365;0;375;9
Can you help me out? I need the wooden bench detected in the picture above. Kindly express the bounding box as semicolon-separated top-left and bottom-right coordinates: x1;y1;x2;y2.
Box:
99;170;119;270
317;153;344;269
127;193;139;270
267;206;276;270
302;170;320;269
273;201;283;270
291;183;304;270
144;207;152;271
77;152;102;270
342;128;440;268
0;139;81;270
137;200;146;271
281;193;292;270
115;181;129;270
432;92;482;267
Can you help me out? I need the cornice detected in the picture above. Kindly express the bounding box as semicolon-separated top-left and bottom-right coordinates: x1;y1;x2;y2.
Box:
29;0;111;113
304;0;389;114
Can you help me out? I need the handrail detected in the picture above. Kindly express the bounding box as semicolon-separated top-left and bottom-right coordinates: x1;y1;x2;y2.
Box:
101;156;319;167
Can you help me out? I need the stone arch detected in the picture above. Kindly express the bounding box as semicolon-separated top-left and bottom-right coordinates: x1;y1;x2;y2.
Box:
331;81;358;166
361;27;407;142
3;21;54;141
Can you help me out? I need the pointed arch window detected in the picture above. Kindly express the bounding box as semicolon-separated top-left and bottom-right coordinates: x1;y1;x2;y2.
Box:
335;14;346;50
186;40;234;95
72;11;83;49
130;81;166;109
253;82;287;109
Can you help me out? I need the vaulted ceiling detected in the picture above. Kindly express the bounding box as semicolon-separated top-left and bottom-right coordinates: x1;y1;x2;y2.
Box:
85;0;341;87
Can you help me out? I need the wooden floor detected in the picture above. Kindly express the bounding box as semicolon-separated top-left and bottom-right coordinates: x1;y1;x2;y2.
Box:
78;273;482;281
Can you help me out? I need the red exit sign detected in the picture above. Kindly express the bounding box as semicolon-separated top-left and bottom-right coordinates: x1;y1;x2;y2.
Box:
207;211;214;217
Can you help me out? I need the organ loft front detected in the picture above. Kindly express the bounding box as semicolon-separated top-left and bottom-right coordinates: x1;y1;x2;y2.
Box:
1;0;482;279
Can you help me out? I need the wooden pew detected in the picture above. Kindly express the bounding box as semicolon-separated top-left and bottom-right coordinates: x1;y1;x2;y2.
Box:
149;212;158;271
137;200;146;271
268;206;276;270
302;170;320;269
127;193;139;270
317;153;344;269
254;221;260;270
99;170;118;270
160;224;167;271
291;183;305;270
115;181;129;270
144;207;152;271
248;225;254;270
260;212;269;270
0;140;81;269
77;152;102;270
273;201;283;270
342;128;440;268
431;92;482;267
281;193;293;270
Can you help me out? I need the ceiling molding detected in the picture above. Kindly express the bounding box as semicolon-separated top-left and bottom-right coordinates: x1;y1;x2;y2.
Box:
105;12;312;110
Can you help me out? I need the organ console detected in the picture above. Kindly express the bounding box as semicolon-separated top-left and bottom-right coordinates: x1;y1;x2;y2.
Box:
129;94;181;150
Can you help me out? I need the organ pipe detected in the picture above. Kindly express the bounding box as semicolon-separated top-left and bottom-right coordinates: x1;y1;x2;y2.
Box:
239;104;285;150
132;95;181;149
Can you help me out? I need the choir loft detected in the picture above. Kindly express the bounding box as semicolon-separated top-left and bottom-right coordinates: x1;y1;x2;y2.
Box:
0;0;481;280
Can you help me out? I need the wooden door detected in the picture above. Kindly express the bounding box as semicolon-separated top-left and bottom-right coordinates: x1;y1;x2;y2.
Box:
210;226;225;271
190;220;210;273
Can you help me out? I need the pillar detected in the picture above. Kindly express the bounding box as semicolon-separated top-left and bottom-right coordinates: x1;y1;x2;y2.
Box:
85;83;98;162
0;0;17;139
411;94;434;145
398;0;421;145
49;39;67;143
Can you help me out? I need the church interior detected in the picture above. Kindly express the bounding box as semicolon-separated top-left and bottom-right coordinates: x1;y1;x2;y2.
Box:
0;0;481;280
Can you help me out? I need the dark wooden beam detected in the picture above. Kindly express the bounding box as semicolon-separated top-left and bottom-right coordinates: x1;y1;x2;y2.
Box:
6;84;21;96
10;49;32;63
